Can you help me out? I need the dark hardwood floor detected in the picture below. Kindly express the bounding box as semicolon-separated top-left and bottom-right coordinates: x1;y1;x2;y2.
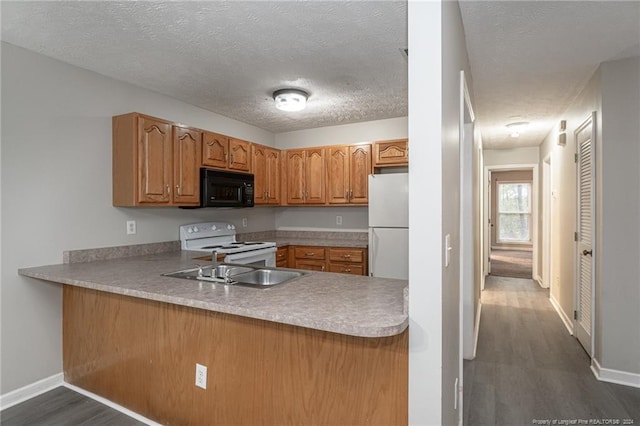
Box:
0;387;146;426
464;275;640;425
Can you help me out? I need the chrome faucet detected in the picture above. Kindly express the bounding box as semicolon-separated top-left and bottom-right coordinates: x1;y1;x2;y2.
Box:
211;250;218;273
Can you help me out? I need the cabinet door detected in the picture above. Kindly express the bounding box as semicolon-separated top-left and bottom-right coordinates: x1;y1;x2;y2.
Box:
265;148;281;204
305;148;326;204
276;246;288;268
373;139;408;166
348;144;371;204
202;131;228;169
286;150;306;204
327;146;350;204
173;126;201;205
137;116;172;204
252;145;268;204
228;138;251;172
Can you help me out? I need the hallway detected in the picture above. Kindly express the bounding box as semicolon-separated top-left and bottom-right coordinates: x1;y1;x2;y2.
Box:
464;276;640;425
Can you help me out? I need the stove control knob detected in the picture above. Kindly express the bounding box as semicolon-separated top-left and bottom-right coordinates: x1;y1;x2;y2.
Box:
187;227;193;234
227;224;232;230
193;226;199;233
211;225;217;231
231;224;236;230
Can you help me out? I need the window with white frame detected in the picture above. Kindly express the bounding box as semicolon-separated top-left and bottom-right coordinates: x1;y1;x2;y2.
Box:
497;182;532;243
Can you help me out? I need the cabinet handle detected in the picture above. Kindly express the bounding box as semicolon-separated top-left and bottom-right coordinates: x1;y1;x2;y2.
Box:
305;252;315;256
176;185;181;196
345;190;349;200
350;190;353;200
165;185;171;195
344;268;351;273
342;254;351;258
321;265;325;272
230;154;234;164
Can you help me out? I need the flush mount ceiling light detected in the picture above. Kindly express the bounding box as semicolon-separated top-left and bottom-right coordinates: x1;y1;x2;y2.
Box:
506;121;530;138
273;89;309;112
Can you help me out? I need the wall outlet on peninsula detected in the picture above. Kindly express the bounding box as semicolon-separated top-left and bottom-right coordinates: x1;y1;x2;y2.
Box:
195;363;207;389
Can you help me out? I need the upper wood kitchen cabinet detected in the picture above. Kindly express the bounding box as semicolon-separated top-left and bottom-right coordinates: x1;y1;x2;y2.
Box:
285;148;326;205
113;112;201;206
172;126;202;205
201;131;229;169
202;133;252;172
252;144;281;205
373;139;408;167
327;144;371;205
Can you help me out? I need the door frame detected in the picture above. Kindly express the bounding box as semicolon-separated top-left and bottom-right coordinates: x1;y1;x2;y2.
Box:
483;163;539;284
542;154;552;290
573;112;597;357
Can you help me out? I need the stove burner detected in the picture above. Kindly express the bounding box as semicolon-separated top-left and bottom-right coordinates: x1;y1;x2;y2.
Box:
241;242;263;245
200;245;223;249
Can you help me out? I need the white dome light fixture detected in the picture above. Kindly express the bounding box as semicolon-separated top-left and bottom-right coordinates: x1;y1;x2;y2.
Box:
506;121;529;138
273;88;309;112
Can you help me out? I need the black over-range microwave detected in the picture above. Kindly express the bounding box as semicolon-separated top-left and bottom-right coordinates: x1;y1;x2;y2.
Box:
200;168;254;208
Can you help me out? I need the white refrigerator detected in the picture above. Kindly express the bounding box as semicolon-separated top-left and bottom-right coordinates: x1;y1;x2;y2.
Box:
368;173;409;280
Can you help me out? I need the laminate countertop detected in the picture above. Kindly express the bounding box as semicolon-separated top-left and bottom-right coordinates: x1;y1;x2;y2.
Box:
19;250;408;338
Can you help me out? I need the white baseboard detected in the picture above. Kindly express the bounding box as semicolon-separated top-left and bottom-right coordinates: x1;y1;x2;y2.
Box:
472;302;482;359
0;373;64;410
549;294;574;335
591;358;640;388
63;383;162;425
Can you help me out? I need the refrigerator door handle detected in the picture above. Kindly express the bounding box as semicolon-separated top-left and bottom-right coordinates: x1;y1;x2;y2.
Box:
369;229;376;277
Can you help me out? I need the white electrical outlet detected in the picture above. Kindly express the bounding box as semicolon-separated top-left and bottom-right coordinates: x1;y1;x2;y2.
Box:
336;215;343;225
242;218;248;227
195;363;207;389
126;220;136;235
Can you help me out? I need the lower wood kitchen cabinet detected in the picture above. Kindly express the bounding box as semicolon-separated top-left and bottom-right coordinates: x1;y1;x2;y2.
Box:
289;245;367;276
327;247;367;276
276;246;288;268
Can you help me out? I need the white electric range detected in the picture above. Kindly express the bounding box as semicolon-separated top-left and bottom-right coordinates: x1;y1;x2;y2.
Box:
179;222;276;267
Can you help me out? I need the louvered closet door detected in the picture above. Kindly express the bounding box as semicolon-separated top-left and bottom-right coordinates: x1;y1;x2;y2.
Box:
575;113;596;355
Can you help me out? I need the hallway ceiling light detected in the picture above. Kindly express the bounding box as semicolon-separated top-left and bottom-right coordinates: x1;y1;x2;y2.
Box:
273;89;309;112
506;121;529;138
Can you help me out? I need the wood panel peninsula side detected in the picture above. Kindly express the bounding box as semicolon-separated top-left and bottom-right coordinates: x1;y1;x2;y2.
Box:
19;249;408;425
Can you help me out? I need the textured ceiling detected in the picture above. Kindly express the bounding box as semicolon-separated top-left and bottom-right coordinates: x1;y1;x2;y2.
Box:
459;1;640;149
1;1;408;133
2;1;638;147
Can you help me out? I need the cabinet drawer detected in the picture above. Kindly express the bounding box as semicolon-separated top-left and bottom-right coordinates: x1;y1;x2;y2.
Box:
295;259;326;272
328;263;364;276
294;246;326;260
328;248;364;263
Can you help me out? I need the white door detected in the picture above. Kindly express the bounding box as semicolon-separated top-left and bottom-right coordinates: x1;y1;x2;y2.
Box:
486;170;492;275
575;113;596;355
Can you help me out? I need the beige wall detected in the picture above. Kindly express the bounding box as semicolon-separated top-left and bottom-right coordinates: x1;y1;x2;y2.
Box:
538;56;640;376
0;42;277;394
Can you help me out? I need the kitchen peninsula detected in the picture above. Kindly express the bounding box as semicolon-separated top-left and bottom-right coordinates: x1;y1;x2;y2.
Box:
19;243;408;425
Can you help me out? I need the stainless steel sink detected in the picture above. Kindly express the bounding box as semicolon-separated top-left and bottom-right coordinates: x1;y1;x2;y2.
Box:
213;265;254;278
162;264;308;287
232;269;306;287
